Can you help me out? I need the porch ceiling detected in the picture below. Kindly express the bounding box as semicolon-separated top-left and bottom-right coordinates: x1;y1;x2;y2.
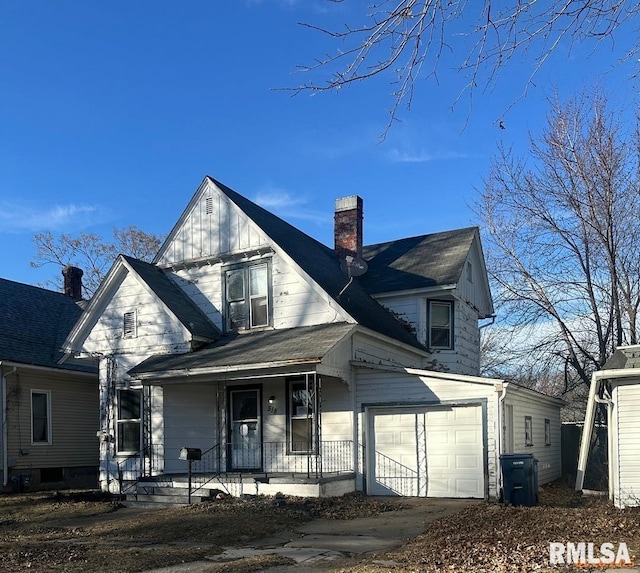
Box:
128;322;355;380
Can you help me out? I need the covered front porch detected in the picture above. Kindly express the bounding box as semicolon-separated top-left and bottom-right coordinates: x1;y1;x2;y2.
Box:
101;325;358;503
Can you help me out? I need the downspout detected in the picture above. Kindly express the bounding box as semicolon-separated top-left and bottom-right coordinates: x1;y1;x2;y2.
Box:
496;382;507;498
593;392;614;500
0;363;17;488
575;368;640;493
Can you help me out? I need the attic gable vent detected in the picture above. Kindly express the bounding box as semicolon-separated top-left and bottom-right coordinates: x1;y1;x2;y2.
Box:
123;311;137;339
205;196;214;215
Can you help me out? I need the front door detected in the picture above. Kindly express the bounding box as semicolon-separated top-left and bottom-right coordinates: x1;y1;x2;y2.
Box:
228;388;262;471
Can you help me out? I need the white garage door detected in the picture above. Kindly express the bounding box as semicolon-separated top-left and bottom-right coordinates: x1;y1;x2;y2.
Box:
368;404;484;498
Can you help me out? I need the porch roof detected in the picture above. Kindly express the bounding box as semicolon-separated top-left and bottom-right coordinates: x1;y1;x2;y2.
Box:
128;322;355;379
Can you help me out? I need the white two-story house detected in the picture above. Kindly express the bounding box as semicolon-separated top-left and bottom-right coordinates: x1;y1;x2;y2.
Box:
62;176;563;502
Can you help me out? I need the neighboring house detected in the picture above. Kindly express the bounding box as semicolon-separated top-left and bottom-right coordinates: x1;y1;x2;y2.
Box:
62;176;562;500
0;269;98;491
576;346;640;507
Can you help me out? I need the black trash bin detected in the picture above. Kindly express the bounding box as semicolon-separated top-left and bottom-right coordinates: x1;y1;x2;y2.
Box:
500;453;538;507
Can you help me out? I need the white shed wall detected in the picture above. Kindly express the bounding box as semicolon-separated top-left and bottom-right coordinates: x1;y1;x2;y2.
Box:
502;386;562;485
613;382;640;507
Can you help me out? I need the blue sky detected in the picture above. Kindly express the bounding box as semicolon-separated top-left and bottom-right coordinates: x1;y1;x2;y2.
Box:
1;1;638;288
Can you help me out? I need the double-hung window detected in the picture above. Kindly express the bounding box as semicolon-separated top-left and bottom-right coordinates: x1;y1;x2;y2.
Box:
117;389;141;454
428;300;453;349
288;379;315;453
224;261;270;331
31;390;51;444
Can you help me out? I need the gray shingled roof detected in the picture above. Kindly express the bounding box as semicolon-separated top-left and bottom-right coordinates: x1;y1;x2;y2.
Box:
212;177;425;351
359;227;477;294
130;322;355;375
122;256;220;342
0;278;95;372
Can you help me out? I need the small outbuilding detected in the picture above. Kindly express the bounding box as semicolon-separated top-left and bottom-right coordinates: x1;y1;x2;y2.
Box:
576;346;640;508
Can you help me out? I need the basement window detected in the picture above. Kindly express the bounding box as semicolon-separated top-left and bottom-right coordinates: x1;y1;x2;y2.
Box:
123;311;137;339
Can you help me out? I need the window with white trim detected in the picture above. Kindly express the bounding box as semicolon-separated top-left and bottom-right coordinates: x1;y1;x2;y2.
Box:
31;390;51;444
545;418;551;446
428;300;453;349
117;389;141;454
288;379;315;453
224;261;271;331
525;416;533;446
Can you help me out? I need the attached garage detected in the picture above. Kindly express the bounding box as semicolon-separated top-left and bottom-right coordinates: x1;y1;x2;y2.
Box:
366;403;486;498
357;366;563;500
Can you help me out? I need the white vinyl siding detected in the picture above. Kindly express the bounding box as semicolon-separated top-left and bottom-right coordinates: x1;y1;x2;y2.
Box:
6;370;98;471
502;386;562;485
612;383;640;507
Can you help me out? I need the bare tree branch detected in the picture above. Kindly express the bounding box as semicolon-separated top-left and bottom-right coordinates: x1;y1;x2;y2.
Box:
287;1;639;134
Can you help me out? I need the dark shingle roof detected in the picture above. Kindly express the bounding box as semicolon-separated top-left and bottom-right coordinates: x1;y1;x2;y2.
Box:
212;177;425;351
0;278;94;371
130;322;355;375
359;227;477;294
122;256;220;341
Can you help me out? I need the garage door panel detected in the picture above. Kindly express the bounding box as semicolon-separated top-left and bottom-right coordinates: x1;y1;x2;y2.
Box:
369;405;484;498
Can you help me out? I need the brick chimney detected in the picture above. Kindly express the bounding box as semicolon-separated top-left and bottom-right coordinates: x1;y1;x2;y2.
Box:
334;196;363;260
62;266;84;301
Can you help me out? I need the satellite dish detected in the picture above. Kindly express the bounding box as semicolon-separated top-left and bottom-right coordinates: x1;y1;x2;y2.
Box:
341;255;368;277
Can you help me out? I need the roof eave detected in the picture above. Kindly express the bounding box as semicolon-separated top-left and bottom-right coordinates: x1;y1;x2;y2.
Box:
132;357;323;382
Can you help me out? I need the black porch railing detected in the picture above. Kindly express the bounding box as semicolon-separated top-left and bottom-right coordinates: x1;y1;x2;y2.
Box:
115;439;355;496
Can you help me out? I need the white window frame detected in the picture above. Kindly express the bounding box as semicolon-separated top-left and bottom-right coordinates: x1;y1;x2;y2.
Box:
31;390;52;445
116;389;142;455
287;378;315;454
427;300;454;350
224;260;271;332
525;416;534;446
545;418;551;446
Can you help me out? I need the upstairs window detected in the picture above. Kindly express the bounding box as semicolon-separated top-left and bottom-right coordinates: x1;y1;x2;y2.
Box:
428;300;453;349
224;261;271;331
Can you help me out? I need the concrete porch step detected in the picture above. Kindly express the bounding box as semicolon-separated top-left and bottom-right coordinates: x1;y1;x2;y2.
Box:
122;488;212;507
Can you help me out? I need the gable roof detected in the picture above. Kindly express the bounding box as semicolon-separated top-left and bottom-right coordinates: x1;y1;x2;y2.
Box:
121;256;220;342
129;322;355;378
359;227;478;294
0;278;94;372
210;177;425;351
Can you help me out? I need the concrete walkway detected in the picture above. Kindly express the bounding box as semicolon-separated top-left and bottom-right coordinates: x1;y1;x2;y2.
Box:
144;498;475;572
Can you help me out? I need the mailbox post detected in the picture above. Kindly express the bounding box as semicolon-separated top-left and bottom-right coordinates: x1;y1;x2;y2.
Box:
179;447;202;504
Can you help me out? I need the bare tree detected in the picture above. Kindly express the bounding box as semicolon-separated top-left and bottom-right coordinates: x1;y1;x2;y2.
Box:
31;226;164;298
294;1;639;132
477;89;640;391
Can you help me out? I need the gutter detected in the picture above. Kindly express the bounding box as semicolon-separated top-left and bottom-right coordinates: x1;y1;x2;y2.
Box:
575;368;640;493
0;362;17;488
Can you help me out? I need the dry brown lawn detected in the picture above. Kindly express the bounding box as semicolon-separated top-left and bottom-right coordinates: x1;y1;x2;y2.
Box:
1;483;639;572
